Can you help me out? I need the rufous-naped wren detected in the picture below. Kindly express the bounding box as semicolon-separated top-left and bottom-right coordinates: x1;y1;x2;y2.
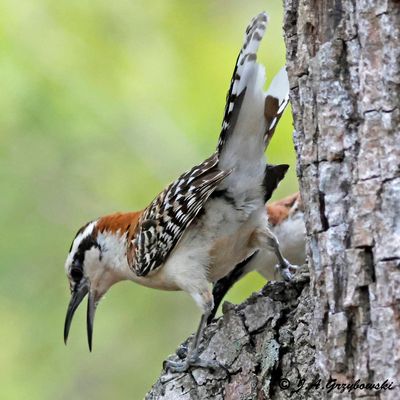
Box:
63;12;298;372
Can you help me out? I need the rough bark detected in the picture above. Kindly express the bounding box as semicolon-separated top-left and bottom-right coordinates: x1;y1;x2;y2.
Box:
284;1;400;399
146;267;318;399
147;1;400;398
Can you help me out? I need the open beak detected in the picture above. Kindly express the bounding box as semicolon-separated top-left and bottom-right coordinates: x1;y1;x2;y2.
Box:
64;279;100;351
86;289;99;352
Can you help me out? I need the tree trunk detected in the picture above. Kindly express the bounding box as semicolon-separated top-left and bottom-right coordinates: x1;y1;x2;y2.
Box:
285;0;400;399
147;1;400;398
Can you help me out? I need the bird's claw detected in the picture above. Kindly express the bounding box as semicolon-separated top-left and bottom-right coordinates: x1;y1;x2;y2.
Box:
275;260;299;281
164;354;226;373
176;344;188;359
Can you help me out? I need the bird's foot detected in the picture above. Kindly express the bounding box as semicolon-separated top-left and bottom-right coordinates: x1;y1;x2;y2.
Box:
176;344;188;359
275;260;299;281
164;353;226;373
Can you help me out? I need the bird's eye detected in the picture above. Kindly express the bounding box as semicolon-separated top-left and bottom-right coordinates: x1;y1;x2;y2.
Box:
70;268;83;281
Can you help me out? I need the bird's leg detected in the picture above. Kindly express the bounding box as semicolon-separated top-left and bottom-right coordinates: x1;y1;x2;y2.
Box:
267;233;298;281
271;237;299;281
208;253;256;324
164;292;225;373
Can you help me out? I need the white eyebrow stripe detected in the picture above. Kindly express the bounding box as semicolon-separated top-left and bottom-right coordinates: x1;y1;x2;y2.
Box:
67;221;98;264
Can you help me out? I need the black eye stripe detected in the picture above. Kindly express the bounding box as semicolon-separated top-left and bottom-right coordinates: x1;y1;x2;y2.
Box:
74;236;100;260
70;235;101;282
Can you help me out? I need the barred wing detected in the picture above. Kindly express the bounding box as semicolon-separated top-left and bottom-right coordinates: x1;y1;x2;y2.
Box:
127;153;230;277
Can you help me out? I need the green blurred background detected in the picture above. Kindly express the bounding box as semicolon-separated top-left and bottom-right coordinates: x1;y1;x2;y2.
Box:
0;1;297;398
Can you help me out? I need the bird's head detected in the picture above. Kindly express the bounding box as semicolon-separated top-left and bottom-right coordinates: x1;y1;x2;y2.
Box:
63;212;140;350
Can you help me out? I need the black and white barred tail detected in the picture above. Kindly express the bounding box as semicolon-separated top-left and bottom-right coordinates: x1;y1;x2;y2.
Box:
217;12;290;159
217;12;269;155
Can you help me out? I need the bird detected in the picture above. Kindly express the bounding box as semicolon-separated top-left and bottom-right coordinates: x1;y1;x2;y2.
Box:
209;191;305;323
63;12;297;373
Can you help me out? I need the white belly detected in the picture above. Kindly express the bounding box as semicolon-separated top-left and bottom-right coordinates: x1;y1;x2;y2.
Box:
159;197;266;290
